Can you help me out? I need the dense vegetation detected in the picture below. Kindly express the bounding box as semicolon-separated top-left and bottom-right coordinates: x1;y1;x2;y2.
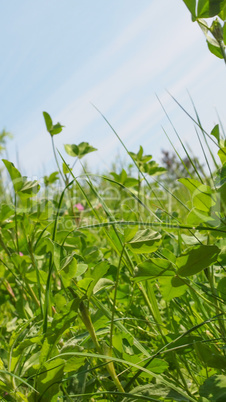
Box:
0;1;226;401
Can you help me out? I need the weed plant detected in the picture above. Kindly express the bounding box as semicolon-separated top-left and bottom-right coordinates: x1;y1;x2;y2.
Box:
0;1;226;401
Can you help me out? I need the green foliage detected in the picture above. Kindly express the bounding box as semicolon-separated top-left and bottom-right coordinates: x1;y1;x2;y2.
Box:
2;159;40;198
64;142;97;159
43;111;64;136
0;7;226;400
182;0;226;61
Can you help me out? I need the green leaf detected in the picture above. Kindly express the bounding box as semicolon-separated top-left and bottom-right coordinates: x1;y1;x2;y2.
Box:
35;358;65;399
44;171;59;186
25;270;48;284
146;358;169;374
76;263;88;277
43;111;64;136
93;278;114;294
179;178;216;212
195;342;226;369
199;375;226;401
86;260;110;298
182;0;196;18
217;277;226;301
211;124;220;143
218;147;226;164
43;111;53;132
110;169;139;187
143;160;166;176
171;275;187;287
177;244;220;276
220;5;226;20
64;356;86;372
45;238;61;271
62;162;71;174
2;159;23;192
129;146;152;164
128;229;161;254
64;142;97;159
210;0;225;17
186;207;219;226
51;122;64;135
197;0;225;18
134;258;174;281
18;179;40;199
224;22;226;44
2;159;40;197
60;254;77;287
197;0;209;17
158;276;187;301
207;39;224;58
167;335;202;355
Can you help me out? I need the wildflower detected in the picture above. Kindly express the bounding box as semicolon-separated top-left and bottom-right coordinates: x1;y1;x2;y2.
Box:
74;203;84;211
74;203;84;226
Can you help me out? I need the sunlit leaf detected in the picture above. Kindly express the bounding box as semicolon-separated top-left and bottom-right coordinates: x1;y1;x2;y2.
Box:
64;142;97;158
177;244;220;276
200;375;226;401
134;258;174;281
128;229;161;254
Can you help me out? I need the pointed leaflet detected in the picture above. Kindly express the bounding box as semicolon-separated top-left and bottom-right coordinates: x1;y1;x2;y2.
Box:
2;159;40;197
211;124;220;143
43;111;52;132
182;0;196;18
64;142;97;158
86;260;110;298
43;111;64;136
2;159;23;192
129;145;153;164
128;229;161;254
60;254;77;287
18;179;40;199
176;244;220;277
207;39;224;58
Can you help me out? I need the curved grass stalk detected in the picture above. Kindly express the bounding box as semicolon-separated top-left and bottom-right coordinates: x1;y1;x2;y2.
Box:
43;180;74;334
166;91;226;156
75;220;226;234
47;352;197;402
156;94;205;182
188;91;219;171
124;312;223;391
66;391;160;401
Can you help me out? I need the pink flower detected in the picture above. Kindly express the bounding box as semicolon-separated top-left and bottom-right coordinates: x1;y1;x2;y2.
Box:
74;203;84;211
19;252;23;256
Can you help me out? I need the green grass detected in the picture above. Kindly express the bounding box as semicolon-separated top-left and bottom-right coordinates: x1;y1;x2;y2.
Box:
0;98;225;402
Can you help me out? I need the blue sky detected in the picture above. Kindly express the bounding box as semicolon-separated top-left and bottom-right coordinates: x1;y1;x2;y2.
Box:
1;0;225;177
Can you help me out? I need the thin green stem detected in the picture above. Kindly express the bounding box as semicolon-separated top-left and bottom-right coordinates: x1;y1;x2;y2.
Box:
110;245;125;350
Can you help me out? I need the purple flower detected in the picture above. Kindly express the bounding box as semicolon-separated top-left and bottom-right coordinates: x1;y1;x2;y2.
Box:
74;203;84;211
